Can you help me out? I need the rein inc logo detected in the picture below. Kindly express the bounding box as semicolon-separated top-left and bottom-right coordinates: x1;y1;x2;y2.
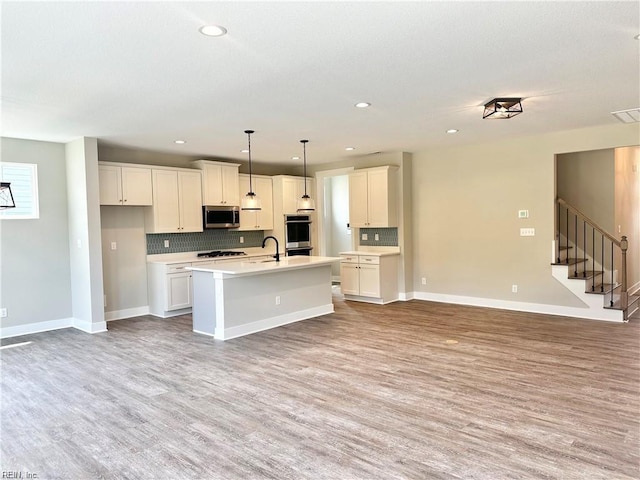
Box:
2;472;38;479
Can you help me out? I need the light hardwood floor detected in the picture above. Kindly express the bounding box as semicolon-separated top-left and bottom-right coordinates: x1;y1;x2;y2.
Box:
1;297;638;479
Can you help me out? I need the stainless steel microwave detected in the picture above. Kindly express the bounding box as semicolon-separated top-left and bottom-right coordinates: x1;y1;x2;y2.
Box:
203;205;240;229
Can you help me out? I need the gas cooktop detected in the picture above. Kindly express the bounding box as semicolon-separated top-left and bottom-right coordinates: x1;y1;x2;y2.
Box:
197;250;246;258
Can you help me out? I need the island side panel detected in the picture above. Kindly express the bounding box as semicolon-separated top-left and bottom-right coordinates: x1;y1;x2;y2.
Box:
218;264;333;340
191;270;218;336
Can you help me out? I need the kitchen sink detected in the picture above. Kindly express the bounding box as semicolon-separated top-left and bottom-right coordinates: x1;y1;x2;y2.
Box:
245;258;278;264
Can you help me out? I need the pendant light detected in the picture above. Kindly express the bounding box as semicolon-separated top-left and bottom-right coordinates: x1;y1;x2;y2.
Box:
296;139;315;212
241;129;262;211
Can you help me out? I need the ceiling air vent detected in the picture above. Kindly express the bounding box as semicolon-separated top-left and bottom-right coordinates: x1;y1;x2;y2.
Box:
611;108;640;123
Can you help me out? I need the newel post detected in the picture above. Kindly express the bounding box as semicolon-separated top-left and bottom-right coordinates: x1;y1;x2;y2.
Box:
620;236;628;309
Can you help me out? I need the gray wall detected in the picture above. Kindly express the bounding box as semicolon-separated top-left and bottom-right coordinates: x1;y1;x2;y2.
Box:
0;138;73;328
614;146;640;292
101;206;149;315
411;123;638;305
557;149;615;232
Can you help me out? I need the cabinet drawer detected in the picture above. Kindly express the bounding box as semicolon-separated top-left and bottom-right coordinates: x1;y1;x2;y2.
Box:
167;262;192;274
340;254;359;264
359;255;380;265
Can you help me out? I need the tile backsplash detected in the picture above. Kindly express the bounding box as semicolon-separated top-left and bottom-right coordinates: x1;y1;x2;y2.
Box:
358;227;398;247
147;230;264;254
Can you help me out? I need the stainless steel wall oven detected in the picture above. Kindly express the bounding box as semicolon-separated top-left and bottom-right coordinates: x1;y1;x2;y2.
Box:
284;214;312;256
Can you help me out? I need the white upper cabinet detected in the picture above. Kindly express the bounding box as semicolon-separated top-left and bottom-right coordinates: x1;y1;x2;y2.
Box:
192;160;240;206
281;176;313;215
145;169;203;233
98;164;152;206
238;174;274;231
348;166;398;228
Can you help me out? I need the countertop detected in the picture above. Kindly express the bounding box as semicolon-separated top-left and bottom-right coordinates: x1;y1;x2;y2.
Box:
187;256;340;277
147;247;284;264
339;250;400;257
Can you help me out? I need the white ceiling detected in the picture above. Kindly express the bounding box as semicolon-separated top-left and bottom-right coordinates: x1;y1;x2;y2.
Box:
2;1;639;166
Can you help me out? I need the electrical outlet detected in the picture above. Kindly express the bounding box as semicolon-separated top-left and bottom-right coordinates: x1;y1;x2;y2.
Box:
164;240;170;248
0;308;7;318
374;233;379;241
512;285;518;293
362;233;368;241
421;277;427;285
275;295;281;305
111;242;117;250
240;236;244;244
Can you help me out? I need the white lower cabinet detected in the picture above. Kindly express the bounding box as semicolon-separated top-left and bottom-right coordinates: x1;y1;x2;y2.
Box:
148;262;194;317
166;271;192;311
340;253;398;304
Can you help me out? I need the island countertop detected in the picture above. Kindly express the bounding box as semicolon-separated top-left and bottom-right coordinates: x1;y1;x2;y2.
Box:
187;255;341;278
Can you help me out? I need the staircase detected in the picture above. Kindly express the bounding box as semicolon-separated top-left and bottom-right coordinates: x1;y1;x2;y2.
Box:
552;198;639;322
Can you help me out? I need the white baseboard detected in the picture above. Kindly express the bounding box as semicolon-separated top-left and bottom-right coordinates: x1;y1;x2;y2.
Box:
214;304;334;341
398;291;414;301
105;306;150;321
0;317;74;339
73;318;108;334
1;316;110;339
411;291;624;322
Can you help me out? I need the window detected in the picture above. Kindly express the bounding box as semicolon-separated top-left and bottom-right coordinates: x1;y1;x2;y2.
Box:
0;163;39;219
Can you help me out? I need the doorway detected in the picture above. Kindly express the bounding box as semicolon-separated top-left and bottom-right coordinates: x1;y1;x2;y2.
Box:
315;168;354;282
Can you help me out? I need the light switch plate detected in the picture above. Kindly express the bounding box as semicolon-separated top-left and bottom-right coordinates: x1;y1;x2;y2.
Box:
520;228;535;236
164;240;170;248
518;210;529;219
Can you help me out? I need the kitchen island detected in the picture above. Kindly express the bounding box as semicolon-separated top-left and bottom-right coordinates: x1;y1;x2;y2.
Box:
188;256;340;340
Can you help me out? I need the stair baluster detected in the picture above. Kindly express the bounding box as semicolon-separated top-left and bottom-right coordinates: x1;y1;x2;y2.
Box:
601;233;604;293
592;227;595;291
557;202;561;263
583;221;586;278
565;208;569;265
573;215;578;277
610;242;614;307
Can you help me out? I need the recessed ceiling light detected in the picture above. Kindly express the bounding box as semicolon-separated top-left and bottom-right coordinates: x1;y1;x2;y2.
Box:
446;129;458;134
199;25;228;37
174;140;186;144
292;156;300;160
354;102;371;108
635;34;640;40
345;147;355;151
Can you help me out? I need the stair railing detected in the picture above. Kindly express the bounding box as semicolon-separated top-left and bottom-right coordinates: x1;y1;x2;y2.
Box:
556;197;629;310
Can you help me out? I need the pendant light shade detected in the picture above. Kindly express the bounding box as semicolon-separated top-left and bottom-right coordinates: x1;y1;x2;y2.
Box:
241;130;262;211
296;139;315;212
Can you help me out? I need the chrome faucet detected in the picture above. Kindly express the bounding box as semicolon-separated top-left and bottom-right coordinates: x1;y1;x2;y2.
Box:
261;236;280;262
